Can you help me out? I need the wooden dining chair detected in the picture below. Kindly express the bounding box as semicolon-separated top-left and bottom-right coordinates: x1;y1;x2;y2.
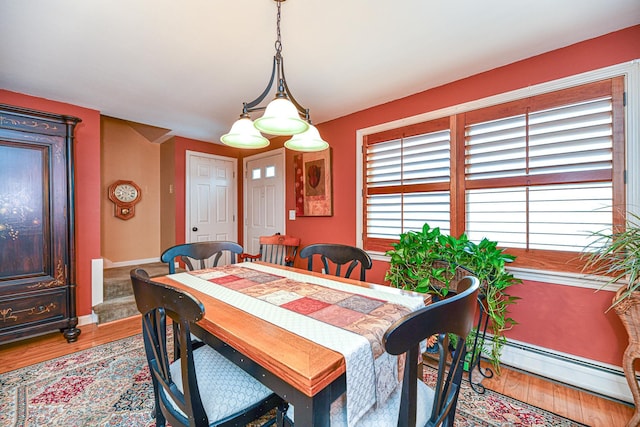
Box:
130;268;284;427
161;241;243;273
240;234;301;267
284;275;480;427
299;243;372;281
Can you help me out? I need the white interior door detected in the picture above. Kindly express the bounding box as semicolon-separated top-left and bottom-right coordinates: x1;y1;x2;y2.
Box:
244;149;285;255
186;151;237;264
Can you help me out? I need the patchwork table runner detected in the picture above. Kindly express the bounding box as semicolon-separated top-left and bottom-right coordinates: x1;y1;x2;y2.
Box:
168;262;424;426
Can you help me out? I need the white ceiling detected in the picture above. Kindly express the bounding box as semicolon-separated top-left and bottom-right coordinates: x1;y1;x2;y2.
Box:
1;0;639;144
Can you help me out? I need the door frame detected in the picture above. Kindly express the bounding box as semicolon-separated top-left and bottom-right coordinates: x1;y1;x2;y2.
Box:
243;148;286;249
185;150;238;243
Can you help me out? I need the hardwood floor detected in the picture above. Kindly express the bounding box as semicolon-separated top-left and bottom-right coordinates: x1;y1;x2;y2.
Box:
0;316;634;426
0;316;142;374
482;363;634;426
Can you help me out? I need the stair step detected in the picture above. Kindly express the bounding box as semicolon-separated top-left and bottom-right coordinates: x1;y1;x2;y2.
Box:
93;295;140;324
96;261;182;324
103;262;170;299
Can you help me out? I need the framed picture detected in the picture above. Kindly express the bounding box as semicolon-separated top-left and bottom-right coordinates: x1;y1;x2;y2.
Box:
294;148;333;216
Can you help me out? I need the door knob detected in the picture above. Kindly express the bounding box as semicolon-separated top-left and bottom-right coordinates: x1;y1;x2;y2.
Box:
192;227;198;232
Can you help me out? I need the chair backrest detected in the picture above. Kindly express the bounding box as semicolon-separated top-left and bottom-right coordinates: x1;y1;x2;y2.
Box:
256;234;301;266
383;276;479;427
299;243;373;281
161;241;243;273
130;268;209;426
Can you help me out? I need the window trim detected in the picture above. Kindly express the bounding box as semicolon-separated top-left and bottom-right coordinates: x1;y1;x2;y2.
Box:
355;60;640;286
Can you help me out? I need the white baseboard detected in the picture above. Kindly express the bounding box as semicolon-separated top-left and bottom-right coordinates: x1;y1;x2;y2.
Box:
105;257;161;268
91;258;104;306
78;313;97;326
497;337;633;404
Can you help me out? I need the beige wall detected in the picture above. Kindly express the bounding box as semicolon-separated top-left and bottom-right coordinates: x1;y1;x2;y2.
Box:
160;138;176;253
100;117;161;264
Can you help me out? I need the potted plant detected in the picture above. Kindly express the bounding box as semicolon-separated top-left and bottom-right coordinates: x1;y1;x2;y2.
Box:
385;223;520;374
583;212;640;427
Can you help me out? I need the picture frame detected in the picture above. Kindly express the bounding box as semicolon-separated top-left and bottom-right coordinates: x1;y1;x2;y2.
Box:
294;148;333;217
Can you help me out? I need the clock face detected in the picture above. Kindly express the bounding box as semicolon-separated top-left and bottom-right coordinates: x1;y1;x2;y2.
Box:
114;184;139;203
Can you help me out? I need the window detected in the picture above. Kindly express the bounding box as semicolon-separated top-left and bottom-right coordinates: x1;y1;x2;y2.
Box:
363;78;625;272
364;118;451;252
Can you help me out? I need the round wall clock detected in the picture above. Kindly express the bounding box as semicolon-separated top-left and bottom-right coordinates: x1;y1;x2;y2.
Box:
108;180;142;220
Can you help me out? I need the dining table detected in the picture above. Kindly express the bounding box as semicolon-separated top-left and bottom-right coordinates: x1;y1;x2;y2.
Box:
155;261;429;426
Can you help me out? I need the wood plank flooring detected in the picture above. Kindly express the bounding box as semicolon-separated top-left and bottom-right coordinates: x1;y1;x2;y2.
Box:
0;316;634;426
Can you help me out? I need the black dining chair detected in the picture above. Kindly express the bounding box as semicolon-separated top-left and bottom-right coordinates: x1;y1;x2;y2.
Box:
299;243;373;281
161;241;243;273
284;275;480;427
130;268;284;427
161;241;243;358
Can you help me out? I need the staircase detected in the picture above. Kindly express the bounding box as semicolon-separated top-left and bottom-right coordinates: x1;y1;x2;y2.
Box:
93;262;172;324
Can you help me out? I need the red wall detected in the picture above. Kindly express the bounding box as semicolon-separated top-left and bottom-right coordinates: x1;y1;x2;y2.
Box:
285;25;640;366
0;90;101;318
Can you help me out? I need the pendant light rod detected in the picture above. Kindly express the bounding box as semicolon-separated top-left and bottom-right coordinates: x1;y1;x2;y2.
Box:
241;58;276;114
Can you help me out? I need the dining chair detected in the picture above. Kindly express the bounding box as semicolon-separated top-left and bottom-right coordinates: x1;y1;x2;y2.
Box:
240;233;301;267
130;268;284;427
299;243;373;281
283;275;480;427
161;241;243;273
161;241;243;359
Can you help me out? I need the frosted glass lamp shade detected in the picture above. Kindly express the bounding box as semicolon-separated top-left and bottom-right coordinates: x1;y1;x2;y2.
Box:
221;117;270;149
253;97;309;135
284;124;329;152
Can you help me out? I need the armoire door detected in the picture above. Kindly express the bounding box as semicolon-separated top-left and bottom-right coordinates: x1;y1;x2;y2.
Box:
0;105;81;344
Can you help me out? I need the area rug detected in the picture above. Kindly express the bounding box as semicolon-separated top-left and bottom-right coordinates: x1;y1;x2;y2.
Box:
0;333;586;427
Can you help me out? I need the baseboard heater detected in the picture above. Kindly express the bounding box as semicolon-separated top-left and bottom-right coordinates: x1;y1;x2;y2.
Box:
484;336;634;405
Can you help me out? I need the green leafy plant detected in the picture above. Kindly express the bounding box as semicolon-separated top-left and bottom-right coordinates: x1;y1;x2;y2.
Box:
583;212;640;312
385;223;521;372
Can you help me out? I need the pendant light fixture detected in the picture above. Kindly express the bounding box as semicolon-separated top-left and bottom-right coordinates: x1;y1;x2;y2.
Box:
221;0;329;152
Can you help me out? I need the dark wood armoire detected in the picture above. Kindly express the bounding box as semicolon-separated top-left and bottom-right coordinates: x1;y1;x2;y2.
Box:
0;104;81;344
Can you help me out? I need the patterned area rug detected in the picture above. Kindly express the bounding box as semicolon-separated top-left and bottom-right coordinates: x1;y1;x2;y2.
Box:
0;333;586;426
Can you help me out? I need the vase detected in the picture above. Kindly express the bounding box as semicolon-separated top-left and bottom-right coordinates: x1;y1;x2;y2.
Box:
613;287;640;427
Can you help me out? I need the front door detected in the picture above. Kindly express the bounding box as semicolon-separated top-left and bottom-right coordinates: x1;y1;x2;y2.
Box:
244;149;285;255
186;151;237;262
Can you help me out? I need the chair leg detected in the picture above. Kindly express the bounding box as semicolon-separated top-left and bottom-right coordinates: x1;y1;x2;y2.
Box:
150;381;165;426
445;352;466;427
276;401;289;427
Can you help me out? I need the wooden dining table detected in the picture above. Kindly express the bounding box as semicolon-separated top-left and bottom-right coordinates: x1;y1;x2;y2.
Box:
156;261;429;426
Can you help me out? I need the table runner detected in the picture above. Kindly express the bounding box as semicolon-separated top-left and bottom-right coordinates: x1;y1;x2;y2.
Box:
168;262;424;426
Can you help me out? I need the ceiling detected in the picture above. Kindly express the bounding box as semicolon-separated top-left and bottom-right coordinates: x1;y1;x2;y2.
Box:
2;0;639;144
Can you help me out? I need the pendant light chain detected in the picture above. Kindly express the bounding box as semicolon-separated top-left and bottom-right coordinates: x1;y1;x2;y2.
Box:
275;0;282;59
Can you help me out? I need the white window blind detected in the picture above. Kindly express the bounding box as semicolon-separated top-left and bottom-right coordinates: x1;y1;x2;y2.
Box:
367;192;451;239
365;130;451;241
465;96;614;251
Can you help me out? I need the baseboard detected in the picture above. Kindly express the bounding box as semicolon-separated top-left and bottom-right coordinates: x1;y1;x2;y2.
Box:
496;337;633;404
78;313;97;326
91;258;104;306
105;257;161;268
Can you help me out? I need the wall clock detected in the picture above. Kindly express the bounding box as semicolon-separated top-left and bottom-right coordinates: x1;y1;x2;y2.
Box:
108;180;142;220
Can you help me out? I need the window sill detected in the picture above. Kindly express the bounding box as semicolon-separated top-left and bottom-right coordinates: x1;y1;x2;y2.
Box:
369;251;620;292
